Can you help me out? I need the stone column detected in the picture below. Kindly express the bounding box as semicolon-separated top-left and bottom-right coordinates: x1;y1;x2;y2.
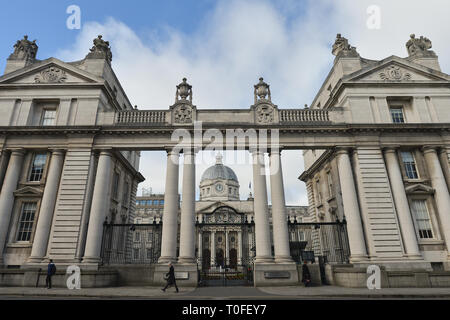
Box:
0;151;10;192
75;152;97;261
28;150;65;263
252;150;273;262
0;149;25;265
158;150;180;264
82;150;113;263
178;150;196;263
438;148;450;192
210;231;216;267
384;148;422;258
237;230;242;265
269;149;293;262
336;148;368;261
423;146;450;256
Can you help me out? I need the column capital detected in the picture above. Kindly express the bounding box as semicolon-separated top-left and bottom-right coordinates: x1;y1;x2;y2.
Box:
422;145;438;154
383;146;401;154
7;148;26;156
165;148;180;156
249;148;266;155
335;147;352;155
49;148;66;155
268;147;282;155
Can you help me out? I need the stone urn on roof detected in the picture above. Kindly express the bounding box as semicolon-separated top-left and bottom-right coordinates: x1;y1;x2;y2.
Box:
175;77;193;103
254;77;271;103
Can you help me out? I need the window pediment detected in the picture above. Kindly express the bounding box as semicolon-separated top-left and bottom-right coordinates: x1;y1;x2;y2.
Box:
13;186;43;197
405;183;434;195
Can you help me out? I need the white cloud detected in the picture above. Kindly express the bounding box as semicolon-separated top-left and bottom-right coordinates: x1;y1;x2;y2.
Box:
55;0;450;205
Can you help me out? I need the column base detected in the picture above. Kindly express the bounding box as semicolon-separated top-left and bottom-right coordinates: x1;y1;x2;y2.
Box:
26;256;44;264
158;256;177;264
349;254;369;263
82;256;102;264
253;261;299;287
254;256;274;263
178;256;196;264
274;255;294;263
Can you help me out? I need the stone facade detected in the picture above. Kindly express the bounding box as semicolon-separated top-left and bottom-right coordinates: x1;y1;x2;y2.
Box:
0;32;449;288
301;34;450;276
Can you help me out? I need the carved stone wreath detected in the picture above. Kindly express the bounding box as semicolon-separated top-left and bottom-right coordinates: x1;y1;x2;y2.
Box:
34;67;67;83
173;104;193;124
255;104;274;124
379;66;411;81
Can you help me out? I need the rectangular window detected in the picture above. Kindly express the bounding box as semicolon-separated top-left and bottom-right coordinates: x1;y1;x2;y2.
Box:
147;231;153;243
29;153;47;182
112;172;119;199
134;232;140;242
411;200;433;239
17;202;37;241
146;248;152;259
390;107;405;123
122;181;129;206
133;248;140;260
401;151;419;179
315;180;322;205
41;109;56;126
327;172;334;197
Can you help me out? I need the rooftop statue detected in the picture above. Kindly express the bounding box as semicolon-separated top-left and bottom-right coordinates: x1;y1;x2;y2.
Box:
331;34;358;57
9;35;38;61
86;35;113;63
406;34;435;57
254;77;271;103
175;77;193;103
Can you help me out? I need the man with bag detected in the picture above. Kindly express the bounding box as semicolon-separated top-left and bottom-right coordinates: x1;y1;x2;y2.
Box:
161;262;179;293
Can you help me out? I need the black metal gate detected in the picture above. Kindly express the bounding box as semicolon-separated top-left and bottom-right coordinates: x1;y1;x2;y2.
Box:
196;207;255;287
100;222;162;264
288;218;350;264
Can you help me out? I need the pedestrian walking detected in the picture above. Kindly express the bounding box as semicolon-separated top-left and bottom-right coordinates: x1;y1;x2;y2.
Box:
302;260;311;287
161;262;179;293
46;259;56;289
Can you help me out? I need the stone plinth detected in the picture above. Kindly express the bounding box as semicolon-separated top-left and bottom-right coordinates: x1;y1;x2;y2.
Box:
253;262;299;286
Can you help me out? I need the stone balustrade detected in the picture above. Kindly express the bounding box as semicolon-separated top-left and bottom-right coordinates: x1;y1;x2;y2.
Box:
116;110;166;124
279;109;329;123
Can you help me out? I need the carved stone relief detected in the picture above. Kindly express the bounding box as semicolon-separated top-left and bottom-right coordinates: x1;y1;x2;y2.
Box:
34;66;67;83
379;65;411;81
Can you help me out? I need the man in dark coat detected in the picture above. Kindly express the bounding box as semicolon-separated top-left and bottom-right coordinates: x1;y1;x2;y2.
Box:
302;260;311;287
161;262;179;293
46;259;56;289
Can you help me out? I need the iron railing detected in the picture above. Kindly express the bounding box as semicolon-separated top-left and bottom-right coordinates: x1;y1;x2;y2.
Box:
287;218;350;264
100;222;162;265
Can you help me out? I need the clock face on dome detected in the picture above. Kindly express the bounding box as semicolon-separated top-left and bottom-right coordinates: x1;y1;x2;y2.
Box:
215;183;224;192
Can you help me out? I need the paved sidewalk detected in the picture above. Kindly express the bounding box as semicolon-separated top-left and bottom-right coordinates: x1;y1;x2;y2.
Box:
0;285;449;299
258;286;450;299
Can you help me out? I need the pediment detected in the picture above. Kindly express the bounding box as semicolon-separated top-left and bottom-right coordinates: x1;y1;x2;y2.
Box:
13;186;43;197
0;58;103;85
405;183;434;194
197;201;242;214
345;57;449;83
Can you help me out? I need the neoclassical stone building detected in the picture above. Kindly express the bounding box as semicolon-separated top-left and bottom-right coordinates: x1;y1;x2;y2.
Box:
0;35;143;274
299;34;450;285
0;32;449;288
